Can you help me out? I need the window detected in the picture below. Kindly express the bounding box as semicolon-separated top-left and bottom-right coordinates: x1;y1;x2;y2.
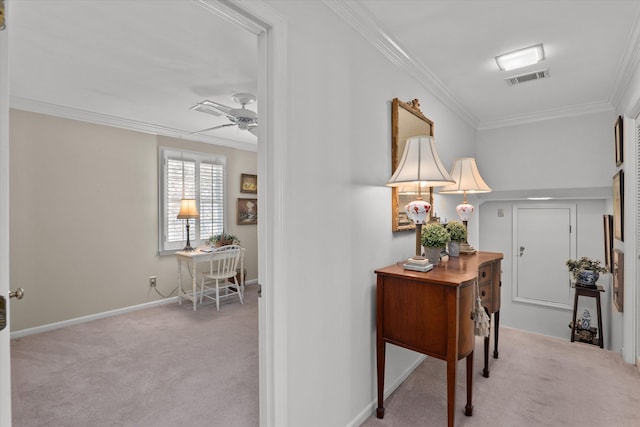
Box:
159;148;226;254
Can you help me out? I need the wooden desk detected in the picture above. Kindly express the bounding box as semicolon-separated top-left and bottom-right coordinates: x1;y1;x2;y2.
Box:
375;251;503;427
176;248;245;311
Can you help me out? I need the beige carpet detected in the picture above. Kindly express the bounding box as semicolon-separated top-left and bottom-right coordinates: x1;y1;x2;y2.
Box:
361;326;640;427
12;288;640;427
11;286;259;427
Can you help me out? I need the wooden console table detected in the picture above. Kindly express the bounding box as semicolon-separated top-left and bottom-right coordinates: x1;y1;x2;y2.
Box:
375;251;503;427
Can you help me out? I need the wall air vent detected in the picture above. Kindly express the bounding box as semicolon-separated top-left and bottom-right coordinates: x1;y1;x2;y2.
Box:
505;69;550;86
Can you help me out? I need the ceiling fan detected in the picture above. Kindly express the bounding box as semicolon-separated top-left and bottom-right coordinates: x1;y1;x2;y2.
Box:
189;92;258;136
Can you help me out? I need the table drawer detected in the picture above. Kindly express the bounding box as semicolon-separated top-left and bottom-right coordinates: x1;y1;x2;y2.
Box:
478;282;491;308
478;264;492;285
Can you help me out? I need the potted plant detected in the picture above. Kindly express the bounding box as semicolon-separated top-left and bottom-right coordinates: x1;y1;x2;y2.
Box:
208;232;239;247
566;256;608;286
421;222;450;263
445;221;467;257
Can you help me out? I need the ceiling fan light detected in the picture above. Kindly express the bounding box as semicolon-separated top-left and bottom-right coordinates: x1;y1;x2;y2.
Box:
495;43;545;71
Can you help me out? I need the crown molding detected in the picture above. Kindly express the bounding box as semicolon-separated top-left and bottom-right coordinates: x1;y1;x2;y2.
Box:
9;96;257;152
477;100;615;131
610;6;640;110
323;0;479;128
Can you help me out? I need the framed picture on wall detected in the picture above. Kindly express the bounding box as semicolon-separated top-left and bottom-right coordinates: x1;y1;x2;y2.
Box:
240;173;257;194
613;249;624;312
613;170;624;241
614;115;623;166
237;198;257;225
603;214;613;272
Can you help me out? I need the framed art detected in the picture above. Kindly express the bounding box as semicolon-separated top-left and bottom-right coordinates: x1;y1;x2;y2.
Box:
603;214;613;272
613;170;624;241
614;115;623;166
240;173;257;193
237;198;257;225
613;249;624;312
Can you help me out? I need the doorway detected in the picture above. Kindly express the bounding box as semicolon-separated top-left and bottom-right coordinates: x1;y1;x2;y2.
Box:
1;1;287;426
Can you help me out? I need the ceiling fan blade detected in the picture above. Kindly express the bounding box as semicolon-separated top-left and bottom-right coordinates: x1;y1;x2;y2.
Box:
187;123;235;135
190;100;234;117
248;126;258;137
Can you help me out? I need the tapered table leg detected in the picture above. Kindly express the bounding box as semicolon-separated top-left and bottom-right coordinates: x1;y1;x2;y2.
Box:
465;351;474;416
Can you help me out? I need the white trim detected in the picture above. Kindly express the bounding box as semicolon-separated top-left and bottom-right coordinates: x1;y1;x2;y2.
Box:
0;1;12;423
611;7;640;108
10;297;179;339
511;203;577;309
478;100;615;131
9;96;257;153
323;0;478;128
345;355;426;427
323;0;620;131
196;1;289;426
10;278;260;340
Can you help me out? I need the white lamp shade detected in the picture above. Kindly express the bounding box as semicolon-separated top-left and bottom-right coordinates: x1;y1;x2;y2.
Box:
177;199;200;219
387;136;455;187
439;158;491;194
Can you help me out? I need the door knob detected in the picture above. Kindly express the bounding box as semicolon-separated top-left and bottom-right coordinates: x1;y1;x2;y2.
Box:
9;288;24;300
519;246;525;256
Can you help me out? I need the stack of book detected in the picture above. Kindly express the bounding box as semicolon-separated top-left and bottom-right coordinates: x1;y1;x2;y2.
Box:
403;256;433;272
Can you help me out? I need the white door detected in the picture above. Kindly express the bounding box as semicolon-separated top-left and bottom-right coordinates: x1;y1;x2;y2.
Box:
0;2;12;424
513;204;576;309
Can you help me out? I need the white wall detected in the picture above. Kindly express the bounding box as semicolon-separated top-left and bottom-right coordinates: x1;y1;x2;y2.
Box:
477;112;616;192
266;2;477;425
476;111;620;350
479;199;614;348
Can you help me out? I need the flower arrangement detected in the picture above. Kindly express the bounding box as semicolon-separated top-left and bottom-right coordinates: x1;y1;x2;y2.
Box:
565;257;608;281
208;232;239;247
445;221;467;242
420;222;451;248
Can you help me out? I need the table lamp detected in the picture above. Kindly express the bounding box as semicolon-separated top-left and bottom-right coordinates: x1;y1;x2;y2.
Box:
387;135;455;256
439;157;491;253
177;198;200;251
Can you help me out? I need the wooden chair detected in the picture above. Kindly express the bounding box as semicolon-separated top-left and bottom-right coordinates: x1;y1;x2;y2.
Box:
199;245;244;311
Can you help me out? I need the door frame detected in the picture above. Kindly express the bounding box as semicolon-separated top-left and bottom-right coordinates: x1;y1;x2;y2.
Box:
511;203;577;309
0;1;290;425
1;0;12;424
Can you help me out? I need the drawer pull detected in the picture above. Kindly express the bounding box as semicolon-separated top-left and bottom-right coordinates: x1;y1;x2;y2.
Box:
482;271;487;278
481;290;487;297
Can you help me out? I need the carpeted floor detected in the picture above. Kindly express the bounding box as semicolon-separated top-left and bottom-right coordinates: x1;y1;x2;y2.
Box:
360;326;640;427
12;286;640;427
11;286;259;427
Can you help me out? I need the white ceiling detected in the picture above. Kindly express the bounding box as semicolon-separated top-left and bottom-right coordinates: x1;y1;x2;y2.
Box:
9;0;259;148
8;0;640;148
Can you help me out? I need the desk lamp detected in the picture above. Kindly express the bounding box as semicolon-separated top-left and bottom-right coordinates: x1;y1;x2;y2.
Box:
387;135;455;256
177;198;200;251
439;158;491;253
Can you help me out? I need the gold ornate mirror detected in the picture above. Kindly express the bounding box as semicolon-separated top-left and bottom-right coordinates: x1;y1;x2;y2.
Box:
391;98;434;232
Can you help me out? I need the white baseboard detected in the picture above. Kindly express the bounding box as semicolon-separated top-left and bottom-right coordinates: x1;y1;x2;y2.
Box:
11;278;259;339
346;355;426;427
11;296;180;339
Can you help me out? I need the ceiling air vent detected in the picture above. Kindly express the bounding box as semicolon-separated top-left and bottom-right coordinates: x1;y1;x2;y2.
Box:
505;69;550;86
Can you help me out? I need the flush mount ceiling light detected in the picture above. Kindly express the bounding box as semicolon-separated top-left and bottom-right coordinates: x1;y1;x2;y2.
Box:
495;43;545;71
